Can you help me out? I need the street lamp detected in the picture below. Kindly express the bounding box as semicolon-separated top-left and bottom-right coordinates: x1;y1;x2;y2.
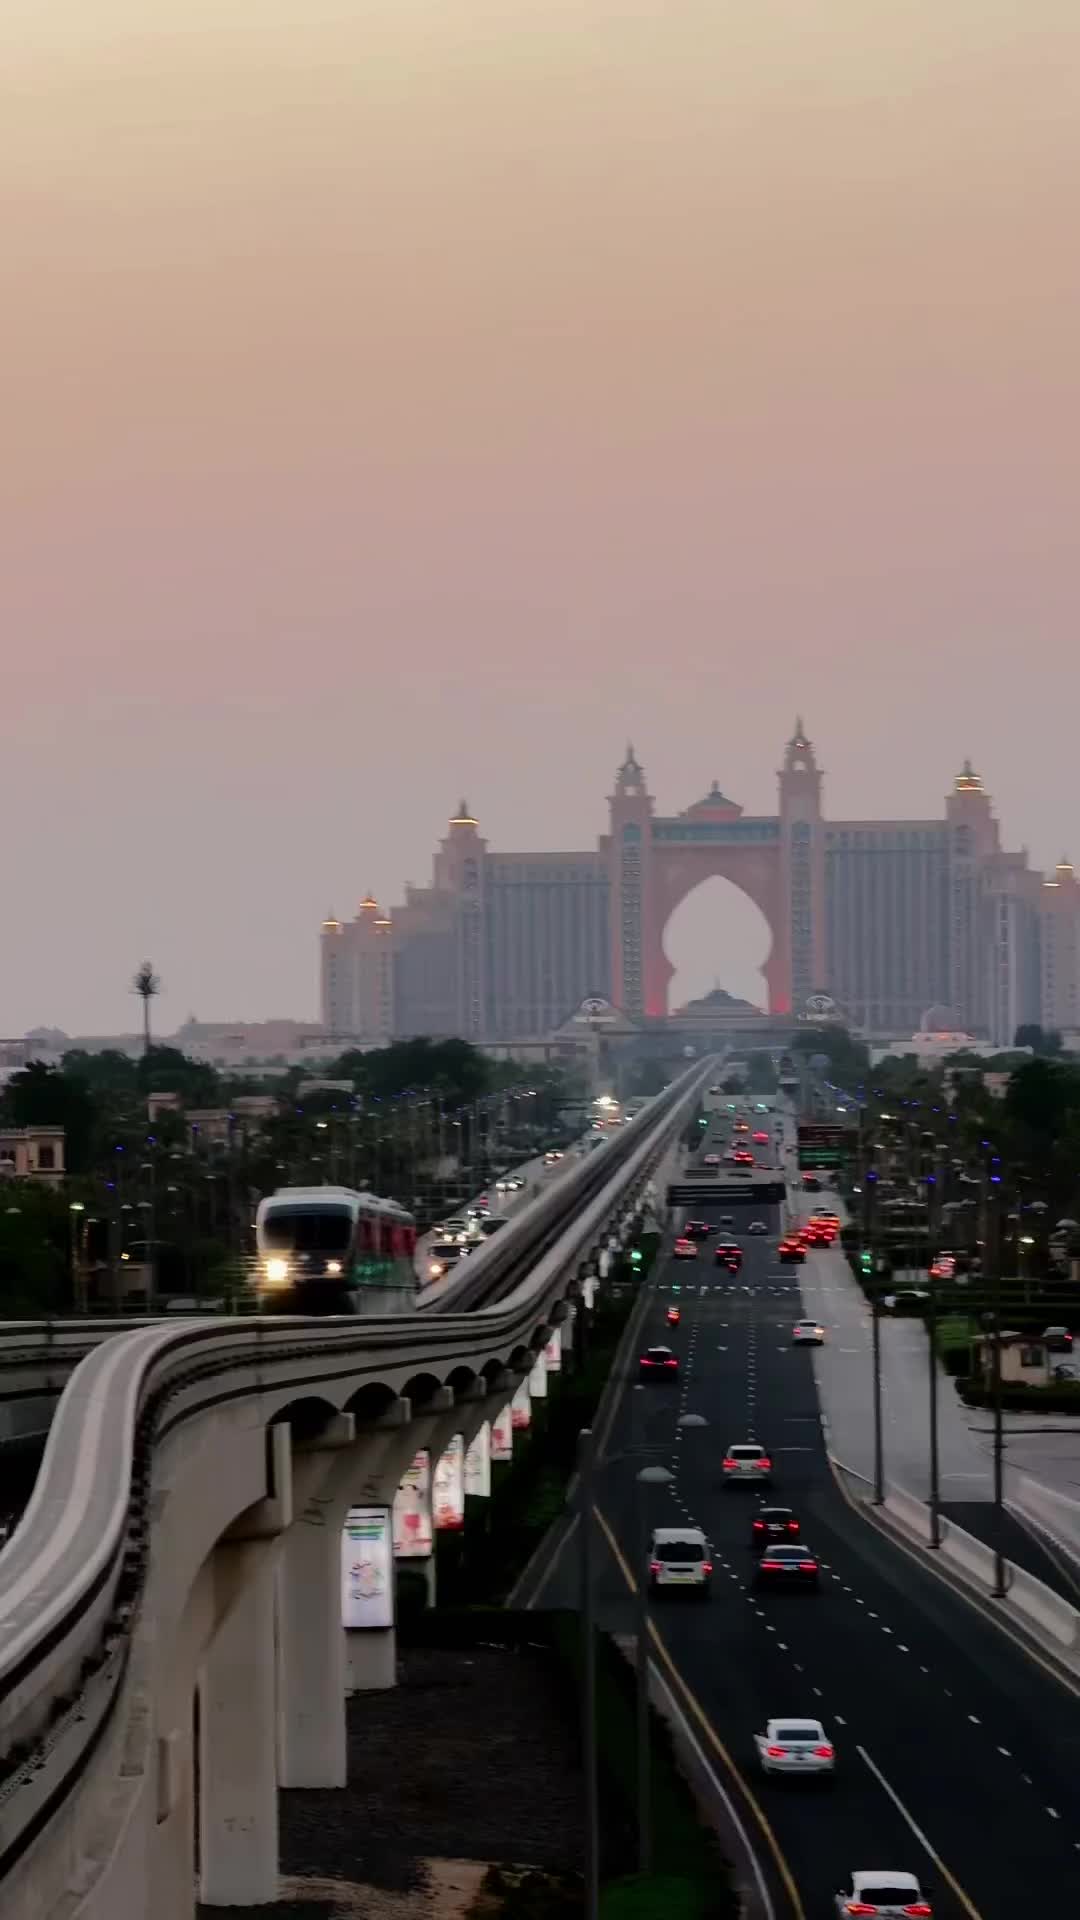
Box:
635;1463;673;1873
69;1201;86;1313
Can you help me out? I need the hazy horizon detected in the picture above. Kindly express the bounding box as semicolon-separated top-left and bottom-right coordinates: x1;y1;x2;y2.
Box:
4;1;1078;1034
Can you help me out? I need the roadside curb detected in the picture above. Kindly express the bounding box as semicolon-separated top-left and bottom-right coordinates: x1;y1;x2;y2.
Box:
610;1633;776;1920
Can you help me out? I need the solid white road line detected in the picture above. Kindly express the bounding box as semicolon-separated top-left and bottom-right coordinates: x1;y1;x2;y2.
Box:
856;1744;984;1919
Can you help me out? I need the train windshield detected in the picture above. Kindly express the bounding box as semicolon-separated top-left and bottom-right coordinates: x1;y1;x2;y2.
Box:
261;1208;353;1254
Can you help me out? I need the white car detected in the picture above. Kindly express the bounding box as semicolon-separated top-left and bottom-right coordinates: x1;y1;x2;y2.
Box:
754;1717;834;1776
649;1526;712;1597
833;1870;931;1915
722;1442;772;1486
793;1319;825;1346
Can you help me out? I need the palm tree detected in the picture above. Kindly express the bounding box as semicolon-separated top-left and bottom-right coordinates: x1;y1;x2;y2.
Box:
132;962;161;1056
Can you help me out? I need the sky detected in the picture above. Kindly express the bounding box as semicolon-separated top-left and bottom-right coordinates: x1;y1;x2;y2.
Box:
3;0;1078;1032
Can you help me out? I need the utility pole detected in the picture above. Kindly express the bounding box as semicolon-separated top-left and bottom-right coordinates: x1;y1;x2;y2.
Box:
577;1430;599;1920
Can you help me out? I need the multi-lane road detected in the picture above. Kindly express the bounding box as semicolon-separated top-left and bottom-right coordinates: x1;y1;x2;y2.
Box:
536;1123;1080;1917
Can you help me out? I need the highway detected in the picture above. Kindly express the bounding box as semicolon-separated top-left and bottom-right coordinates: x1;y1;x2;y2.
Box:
536;1121;1080;1917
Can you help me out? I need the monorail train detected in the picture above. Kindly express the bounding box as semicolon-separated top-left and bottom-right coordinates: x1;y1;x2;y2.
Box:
254;1185;418;1314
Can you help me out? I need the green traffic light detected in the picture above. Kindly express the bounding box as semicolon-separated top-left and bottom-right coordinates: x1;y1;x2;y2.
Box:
630;1248;643;1266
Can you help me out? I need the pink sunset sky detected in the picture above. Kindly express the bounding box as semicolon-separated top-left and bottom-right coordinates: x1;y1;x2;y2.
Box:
3;0;1078;1032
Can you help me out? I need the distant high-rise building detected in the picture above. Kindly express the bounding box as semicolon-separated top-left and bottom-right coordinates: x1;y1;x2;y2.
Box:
320;730;1075;1043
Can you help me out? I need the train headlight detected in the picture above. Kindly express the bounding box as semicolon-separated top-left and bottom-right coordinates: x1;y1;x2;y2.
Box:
325;1259;343;1277
265;1257;289;1285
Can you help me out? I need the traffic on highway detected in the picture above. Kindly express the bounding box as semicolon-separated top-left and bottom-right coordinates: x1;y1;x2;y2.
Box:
538;1103;1080;1917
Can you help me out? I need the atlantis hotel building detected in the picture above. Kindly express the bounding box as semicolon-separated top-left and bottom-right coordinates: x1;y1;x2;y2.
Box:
320;727;1080;1049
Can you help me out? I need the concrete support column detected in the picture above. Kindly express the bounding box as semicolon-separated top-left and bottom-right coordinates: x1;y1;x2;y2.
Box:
277;1414;356;1789
199;1546;279;1907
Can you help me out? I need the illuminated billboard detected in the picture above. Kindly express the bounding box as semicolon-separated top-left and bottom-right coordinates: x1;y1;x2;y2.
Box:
491;1404;514;1458
464;1423;491;1498
392;1450;433;1558
434;1434;465;1530
341;1507;393;1630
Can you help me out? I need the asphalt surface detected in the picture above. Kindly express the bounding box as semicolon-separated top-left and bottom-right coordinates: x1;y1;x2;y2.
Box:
536;1128;1080;1919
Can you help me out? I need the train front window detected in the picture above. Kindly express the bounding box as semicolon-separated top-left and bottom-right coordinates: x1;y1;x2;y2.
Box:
262;1210;352;1254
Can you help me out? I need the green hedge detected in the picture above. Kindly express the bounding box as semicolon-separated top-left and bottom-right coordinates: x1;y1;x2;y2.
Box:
956;1377;1080;1413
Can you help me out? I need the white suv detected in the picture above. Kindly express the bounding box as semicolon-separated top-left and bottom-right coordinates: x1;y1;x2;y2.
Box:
833;1871;931;1915
723;1442;772;1486
648;1527;712;1597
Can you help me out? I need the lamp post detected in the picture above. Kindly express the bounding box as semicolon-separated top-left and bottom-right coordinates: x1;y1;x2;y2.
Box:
577;1428;599;1920
635;1463;673;1873
68;1201;86;1313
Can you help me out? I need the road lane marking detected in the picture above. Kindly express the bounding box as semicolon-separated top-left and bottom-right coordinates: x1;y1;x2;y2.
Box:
594;1502;804;1920
856;1744;985;1919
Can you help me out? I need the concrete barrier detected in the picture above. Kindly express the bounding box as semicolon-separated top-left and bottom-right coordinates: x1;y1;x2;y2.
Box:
841;1453;1080;1671
883;1484;935;1546
937;1519;1001;1593
1005;1562;1080;1648
1007;1472;1080;1564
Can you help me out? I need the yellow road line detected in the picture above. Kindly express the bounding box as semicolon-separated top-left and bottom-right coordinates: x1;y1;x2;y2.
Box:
592;1502;805;1920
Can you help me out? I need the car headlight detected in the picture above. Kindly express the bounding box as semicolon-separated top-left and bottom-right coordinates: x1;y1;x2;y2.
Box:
429;1261;445;1278
265;1257;289;1284
325;1259;342;1277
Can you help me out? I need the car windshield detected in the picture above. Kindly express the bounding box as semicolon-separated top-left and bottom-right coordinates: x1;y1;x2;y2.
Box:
767;1547;804;1559
773;1725;820;1742
731;1446;763;1459
657;1540;705;1562
647;1349;673;1360
760;1510;791;1522
261;1209;352;1253
858;1887;919;1906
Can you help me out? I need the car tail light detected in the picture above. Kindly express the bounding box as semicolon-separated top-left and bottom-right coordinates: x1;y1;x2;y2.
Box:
798;1561;817;1572
902;1907;931;1917
760;1559;781;1569
787;1520;800;1531
702;1562;712;1574
765;1745;787;1757
752;1520;765;1531
649;1562;661;1574
813;1744;834;1758
723;1458;736;1469
665;1358;677;1368
757;1458;772;1470
844;1906;878;1916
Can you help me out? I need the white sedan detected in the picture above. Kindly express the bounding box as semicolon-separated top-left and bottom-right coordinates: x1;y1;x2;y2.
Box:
833;1870;931;1915
754;1718;835;1777
793;1319;825;1345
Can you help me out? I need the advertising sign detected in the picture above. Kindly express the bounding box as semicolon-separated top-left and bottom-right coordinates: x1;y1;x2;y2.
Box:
543;1328;562;1374
464;1422;491;1499
529;1353;548;1400
341;1507;393;1630
392;1450;433;1558
511;1379;532;1430
491;1404;514;1459
433;1434;465;1530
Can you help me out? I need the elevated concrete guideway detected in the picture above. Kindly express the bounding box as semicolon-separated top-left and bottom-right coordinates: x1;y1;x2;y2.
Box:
0;1058;714;1920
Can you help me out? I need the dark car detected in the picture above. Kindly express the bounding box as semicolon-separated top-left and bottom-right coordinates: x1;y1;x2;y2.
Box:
639;1346;679;1380
753;1544;819;1589
778;1240;806;1264
751;1507;801;1547
715;1243;743;1269
683;1220;712;1240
